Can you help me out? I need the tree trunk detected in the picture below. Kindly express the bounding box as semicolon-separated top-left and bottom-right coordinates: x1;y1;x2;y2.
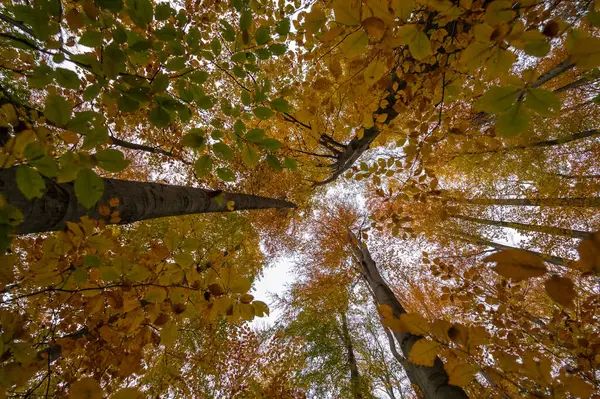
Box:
0;167;296;235
449;214;591;239
449;196;600;207
454;128;600;157
350;233;469;399
340;312;364;399
450;231;574;267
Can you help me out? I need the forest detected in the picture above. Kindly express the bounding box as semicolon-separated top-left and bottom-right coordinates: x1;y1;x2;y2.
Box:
0;0;599;397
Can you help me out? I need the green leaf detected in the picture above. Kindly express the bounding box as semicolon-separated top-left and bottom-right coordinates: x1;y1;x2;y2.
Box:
149;106;171;128
182;129;206;148
231;52;247;63
269;43;287;56
155;2;171;20
189;71;209;84
211;37;222;56
253;106;274;120
475;87;521;114
284;157;297;170
239;10;252;31
525;88;561;116
152;73;170;93
194;155;212;177
197;96;214;110
242;145;259;167
213;143;233;161
220;19;237;42
95;0;123;12
126;0;153;28
270;98;291;113
409;31;432;60
83;84;102;101
16;165;46;199
255;26;270;45
246;129;265;142
216;167;236;182
94;149;130;173
496;104;531;137
275;18;290;35
27;65;54;89
258;138;281;151
266;154;283;170
74;169;104;209
83;254;102;267
79;31;104;47
44;94;72;126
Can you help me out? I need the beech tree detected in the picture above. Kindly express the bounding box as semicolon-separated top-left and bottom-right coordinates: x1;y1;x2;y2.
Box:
2;0;600;397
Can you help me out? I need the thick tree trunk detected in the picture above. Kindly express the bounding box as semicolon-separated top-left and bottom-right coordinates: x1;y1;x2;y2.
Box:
449;214;591;239
449;196;600;207
340;312;364;399
0;167;296;235
350;233;469;399
451;231;574;267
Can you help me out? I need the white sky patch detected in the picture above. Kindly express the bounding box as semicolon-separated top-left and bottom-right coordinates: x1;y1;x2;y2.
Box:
251;257;295;327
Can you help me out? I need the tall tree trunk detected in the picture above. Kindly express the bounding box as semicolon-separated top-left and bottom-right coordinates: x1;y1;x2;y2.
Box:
449;214;591;239
0;167;296;235
340;312;364;399
450;231;574;267
453;128;600;157
349;233;469;399
448;196;600;207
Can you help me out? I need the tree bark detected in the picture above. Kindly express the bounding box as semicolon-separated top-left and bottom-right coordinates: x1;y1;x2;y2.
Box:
448;196;600;208
449;214;591;239
350;233;469;399
340;312;364;399
454;128;600;157
450;231;574;267
0;167;296;235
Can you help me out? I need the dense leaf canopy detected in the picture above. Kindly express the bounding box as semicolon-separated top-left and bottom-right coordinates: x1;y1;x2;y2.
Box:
1;0;600;397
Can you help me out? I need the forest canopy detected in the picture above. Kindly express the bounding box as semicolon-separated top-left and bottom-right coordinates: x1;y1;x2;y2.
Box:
0;0;599;397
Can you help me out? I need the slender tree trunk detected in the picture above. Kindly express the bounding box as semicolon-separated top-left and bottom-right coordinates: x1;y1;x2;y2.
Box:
454;128;600;157
450;231;574;267
340;312;364;399
349;233;469;399
449;214;591;239
448;196;600;207
1;167;296;235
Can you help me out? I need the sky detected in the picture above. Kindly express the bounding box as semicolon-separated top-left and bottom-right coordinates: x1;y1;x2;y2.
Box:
251;257;296;327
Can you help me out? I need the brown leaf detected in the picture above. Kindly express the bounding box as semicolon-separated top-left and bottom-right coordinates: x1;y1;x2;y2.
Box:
361;17;386;41
484;249;547;281
576;231;600;273
544;275;576;308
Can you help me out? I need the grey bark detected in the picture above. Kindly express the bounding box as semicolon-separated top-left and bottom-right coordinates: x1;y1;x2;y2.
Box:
340;312;364;399
448;196;600;208
454;128;600;157
350;233;469;399
449;214;591;239
450;231;574;267
0;167;296;235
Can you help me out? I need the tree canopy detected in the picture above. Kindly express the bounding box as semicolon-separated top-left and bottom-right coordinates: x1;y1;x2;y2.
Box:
1;0;600;397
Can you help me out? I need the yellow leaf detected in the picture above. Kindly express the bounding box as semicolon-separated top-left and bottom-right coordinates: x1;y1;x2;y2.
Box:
392;0;414;21
160;321;178;347
408;339;440;367
445;360;478;387
560;375;596;398
483;249;547;281
340;30;369;57
144;287;167;303
544;275;576;308
332;0;361;26
68;378;103;399
570;36;600;69
364;58;387;86
398;313;430;335
361;17;386;41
